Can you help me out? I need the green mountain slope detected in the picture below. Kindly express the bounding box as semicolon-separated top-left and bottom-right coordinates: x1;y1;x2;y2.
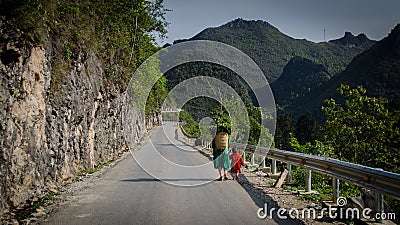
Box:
271;56;330;109
166;18;372;120
164;61;254;120
288;24;400;120
186;18;365;82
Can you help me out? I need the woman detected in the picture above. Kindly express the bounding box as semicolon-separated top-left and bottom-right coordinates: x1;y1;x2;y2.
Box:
212;128;231;181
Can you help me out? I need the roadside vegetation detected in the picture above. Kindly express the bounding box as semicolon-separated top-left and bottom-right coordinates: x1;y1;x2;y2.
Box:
277;84;400;216
0;0;169;119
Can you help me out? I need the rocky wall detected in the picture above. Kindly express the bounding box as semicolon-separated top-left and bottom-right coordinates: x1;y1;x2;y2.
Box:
0;32;148;215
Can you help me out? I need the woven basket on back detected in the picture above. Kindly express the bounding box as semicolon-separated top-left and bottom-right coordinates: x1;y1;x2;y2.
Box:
215;132;229;150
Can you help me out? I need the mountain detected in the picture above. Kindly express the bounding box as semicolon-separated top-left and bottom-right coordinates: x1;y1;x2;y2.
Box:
183;18;365;82
165;18;369;119
164;61;254;120
287;24;400;119
270;57;330;109
329;31;376;50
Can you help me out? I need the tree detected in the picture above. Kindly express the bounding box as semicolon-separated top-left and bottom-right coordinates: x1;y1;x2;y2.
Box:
321;84;400;173
274;114;295;150
295;112;317;145
1;0;169;91
145;76;168;116
179;110;200;136
211;108;231;134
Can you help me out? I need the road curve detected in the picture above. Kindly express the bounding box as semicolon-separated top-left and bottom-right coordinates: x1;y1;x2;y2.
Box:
42;123;286;225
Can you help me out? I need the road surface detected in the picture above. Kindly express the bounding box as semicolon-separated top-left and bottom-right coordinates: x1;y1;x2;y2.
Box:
42;123;293;225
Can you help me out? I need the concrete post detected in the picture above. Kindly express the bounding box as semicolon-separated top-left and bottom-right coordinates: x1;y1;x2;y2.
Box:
377;193;384;223
332;178;340;203
286;164;292;184
306;169;312;193
272;159;277;174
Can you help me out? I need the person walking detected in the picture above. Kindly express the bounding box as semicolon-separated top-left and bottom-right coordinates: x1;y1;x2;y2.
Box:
229;148;245;181
212;128;231;181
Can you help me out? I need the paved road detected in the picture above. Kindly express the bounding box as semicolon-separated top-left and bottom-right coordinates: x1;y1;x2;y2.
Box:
42;123;289;225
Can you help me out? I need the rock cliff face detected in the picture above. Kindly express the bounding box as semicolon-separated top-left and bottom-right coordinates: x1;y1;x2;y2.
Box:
0;30;153;215
329;31;376;50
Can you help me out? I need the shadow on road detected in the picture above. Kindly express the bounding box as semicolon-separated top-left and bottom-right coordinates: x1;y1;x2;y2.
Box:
155;143;177;147
238;174;305;225
120;178;214;182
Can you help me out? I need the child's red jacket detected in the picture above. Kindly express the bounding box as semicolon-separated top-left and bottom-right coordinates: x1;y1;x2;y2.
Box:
230;153;244;173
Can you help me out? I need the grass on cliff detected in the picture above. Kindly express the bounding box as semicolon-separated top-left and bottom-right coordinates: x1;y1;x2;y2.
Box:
1;0;169;93
7;192;61;222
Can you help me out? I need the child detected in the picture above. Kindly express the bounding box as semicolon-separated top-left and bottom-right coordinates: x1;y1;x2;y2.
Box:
229;148;245;181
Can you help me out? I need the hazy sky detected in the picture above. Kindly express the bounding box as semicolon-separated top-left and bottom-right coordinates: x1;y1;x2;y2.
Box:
156;0;400;45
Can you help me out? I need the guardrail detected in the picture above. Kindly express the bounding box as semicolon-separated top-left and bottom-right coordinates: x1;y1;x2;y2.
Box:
178;125;400;220
231;142;400;201
178;124;198;146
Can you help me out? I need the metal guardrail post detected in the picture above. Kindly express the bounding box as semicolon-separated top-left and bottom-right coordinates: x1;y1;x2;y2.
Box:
272;159;277;174
332;178;340;203
377;193;384;222
251;153;255;165
243;151;247;163
306;169;312;193
262;157;266;168
286;164;292;184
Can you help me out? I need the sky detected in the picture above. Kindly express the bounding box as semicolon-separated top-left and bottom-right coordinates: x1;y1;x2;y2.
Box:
156;0;400;45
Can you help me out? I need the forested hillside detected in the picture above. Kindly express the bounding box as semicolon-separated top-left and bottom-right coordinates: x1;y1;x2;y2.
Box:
271;56;330;110
166;18;372;119
185;18;365;82
287;24;400;119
